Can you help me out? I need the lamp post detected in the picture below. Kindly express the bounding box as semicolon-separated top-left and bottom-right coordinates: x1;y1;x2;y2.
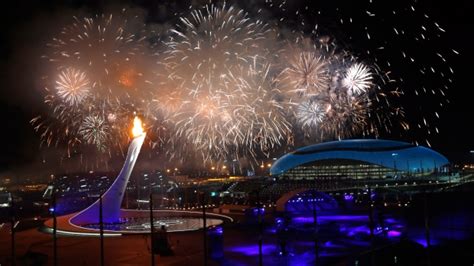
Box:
367;181;375;266
252;183;271;266
222;165;227;176
52;188;58;266
10;193;15;266
423;190;431;265
256;190;263;266
149;193;155;266
201;192;208;266
232;159;237;175
311;189;319;264
137;173;141;210
99;194;104;266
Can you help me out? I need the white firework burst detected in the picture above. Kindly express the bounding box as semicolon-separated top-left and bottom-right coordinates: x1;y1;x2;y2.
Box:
78;115;109;150
342;63;373;95
296;100;326;128
161;3;284;161
281;51;330;97
55;68;90;106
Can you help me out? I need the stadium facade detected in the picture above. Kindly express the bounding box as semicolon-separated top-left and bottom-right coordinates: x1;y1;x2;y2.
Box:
270;139;449;180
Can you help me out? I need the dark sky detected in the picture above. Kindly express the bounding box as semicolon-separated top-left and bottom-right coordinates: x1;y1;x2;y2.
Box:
0;0;473;176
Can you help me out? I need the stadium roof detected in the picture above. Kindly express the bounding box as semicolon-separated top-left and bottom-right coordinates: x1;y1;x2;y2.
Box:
270;139;449;176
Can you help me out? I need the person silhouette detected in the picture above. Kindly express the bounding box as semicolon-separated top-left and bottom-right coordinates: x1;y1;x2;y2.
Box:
156;225;173;256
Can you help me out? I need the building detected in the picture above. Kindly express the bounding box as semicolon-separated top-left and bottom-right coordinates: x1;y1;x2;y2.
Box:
270;139;449;180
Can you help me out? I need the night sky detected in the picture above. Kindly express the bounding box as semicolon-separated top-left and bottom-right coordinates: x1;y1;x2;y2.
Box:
0;0;473;178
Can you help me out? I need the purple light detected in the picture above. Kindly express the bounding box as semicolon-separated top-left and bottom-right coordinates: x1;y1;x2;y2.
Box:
387;230;402;238
292;215;369;225
385;218;397;223
266;228;277;234
251;207;265;215
228;244;276;256
344;194;354;201
342;225;371;237
319;215;368;222
322;241;345;249
292;216;314;224
413;238;429;248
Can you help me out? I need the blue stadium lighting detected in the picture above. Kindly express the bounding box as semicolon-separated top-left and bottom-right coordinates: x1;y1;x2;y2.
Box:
344;194;354;201
270;139;449;177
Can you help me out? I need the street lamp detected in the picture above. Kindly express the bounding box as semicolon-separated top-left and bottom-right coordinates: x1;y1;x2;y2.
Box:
222;165;227;176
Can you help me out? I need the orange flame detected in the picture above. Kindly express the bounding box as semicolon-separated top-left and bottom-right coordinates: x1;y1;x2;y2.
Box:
132;116;144;137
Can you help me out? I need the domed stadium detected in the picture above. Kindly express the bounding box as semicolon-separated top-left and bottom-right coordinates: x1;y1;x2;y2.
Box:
270;139;449;180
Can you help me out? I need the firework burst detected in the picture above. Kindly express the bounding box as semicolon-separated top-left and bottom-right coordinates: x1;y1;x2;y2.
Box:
35;9;153;161
279;50;330;98
32;1;455;168
55;67;90;106
78;115;109;151
46;11;146;100
342;63;373;95
159;3;283;162
321;95;369;140
296;100;326;128
226;63;291;154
